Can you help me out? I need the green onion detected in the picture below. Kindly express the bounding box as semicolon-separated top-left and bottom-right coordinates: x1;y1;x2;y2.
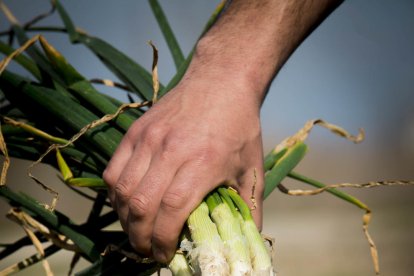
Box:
264;141;308;198
227;189;274;275
187;202;229;275
208;191;253;276
168;253;192;276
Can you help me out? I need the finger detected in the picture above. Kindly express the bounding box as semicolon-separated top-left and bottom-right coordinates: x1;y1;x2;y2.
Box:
126;156;180;255
151;162;222;263
103;134;135;204
114;144;152;232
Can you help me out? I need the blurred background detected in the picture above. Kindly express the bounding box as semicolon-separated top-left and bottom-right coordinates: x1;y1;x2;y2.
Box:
1;0;413;275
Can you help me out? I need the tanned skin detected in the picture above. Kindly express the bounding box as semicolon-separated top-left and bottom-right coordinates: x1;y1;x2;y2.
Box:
103;0;344;263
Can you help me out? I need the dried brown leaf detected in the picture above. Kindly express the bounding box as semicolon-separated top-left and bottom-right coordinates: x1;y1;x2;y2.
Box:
0;121;10;186
89;78;132;92
6;208;53;276
274;119;364;153
148;40;159;104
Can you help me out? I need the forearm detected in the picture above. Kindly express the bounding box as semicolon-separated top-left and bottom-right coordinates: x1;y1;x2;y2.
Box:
186;0;344;106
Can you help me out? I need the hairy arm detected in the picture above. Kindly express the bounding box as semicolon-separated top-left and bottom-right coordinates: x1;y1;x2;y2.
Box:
192;0;343;104
103;0;343;263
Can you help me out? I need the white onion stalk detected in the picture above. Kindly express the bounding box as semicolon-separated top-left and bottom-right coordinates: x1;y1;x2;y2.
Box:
169;188;274;276
227;189;275;276
168;253;193;276
208;191;252;275
187;202;229;275
241;217;274;276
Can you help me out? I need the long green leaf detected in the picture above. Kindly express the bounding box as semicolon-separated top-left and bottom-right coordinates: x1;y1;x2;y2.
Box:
2;129;106;174
264;142;308;198
54;0;79;43
69;81;135;132
61;146;107;173
0;71;123;158
288;171;369;210
0;40;41;79
38;35;83;84
38;37;137;132
148;0;185;70
10;24;62;85
264;147;288;171
78;34;157;101
159;2;225;97
4;141;42;161
54;0;159;100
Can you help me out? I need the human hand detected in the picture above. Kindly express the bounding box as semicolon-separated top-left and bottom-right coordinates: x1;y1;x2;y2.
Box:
103;68;265;263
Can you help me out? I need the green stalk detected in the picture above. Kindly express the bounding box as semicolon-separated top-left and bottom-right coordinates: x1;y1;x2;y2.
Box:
0;40;41;79
55;0;161;100
57;148;106;189
67;177;106;189
217;188;238;217
264;147;288;171
5;145;47;169
7;22;64;84
56;148;73;181
187;202;229;275
240;217;274;276
288;171;369;211
149;0;185;70
226;189;252;222
39;38;136;132
38;35;84;85
208;190;252;276
69;81;135;132
227;189;274;275
264;142;308;198
0;70;123;158
3;118;69;145
159;1;226;97
168;253;193;276
60;146;107;172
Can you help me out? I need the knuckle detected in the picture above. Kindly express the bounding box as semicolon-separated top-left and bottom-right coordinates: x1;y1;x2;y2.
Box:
142;125;165;146
160;189;190;212
125;120;143;141
161;136;179;155
114;180;131;202
128;193;151;218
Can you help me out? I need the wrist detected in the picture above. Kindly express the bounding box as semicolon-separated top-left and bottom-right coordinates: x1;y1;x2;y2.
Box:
181;37;271;110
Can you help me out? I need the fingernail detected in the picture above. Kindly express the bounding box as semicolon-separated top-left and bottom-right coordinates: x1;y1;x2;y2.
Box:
152;244;167;263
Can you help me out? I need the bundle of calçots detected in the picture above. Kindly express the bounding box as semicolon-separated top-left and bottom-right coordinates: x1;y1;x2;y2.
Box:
169;188;275;275
0;1;377;275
